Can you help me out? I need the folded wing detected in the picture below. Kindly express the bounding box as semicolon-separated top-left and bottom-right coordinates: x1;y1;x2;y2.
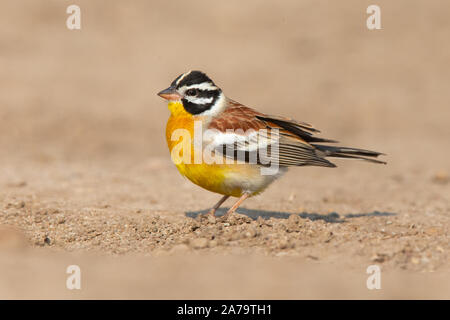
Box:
206;99;385;167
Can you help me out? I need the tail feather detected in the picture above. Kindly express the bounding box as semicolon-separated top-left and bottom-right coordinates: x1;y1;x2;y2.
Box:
313;144;386;165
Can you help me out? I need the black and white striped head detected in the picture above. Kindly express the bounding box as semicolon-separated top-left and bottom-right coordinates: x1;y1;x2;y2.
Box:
158;71;225;116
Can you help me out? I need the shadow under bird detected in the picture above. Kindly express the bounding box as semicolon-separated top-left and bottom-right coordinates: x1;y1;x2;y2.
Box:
158;70;385;219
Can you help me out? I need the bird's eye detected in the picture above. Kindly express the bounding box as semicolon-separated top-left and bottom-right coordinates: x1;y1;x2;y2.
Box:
186;89;197;96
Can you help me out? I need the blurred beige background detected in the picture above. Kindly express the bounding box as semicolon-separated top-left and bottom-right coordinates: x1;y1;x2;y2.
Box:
1;0;449;165
0;0;448;299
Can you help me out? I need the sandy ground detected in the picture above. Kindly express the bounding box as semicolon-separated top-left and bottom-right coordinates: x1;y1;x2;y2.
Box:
0;0;449;299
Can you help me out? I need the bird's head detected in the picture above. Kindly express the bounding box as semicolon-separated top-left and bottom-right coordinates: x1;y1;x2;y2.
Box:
158;70;225;116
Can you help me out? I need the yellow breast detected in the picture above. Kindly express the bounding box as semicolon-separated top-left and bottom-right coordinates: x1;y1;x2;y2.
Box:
165;101;281;198
165;102;242;197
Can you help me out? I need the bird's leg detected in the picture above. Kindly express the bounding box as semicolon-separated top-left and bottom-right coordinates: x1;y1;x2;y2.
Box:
222;192;250;220
206;195;230;217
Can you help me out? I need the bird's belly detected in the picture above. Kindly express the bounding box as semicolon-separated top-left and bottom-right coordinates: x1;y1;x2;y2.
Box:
176;162;286;197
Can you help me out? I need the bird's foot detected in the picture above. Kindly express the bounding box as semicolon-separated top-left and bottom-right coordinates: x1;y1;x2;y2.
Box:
219;209;236;222
196;209;217;224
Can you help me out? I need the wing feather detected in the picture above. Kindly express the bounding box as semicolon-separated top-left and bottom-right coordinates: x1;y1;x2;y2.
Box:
206;98;384;167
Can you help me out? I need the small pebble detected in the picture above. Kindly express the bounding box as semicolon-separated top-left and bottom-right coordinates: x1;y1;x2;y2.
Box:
277;239;288;250
208;240;217;248
190;237;208;249
244;228;257;238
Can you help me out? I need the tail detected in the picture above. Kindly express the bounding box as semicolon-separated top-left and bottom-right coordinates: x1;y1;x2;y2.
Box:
313;144;386;165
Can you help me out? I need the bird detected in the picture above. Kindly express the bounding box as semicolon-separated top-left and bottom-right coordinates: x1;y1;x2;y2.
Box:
157;70;385;219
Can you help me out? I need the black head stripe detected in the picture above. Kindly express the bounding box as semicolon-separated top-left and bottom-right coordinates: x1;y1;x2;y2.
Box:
196;89;219;99
182;89;221;115
174;70;215;89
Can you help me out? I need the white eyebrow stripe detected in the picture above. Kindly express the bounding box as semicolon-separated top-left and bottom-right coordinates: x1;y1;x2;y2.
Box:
176;71;191;85
196;92;226;117
184;83;218;91
184;96;214;104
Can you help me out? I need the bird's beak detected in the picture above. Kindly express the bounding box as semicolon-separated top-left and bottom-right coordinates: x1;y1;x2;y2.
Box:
157;86;182;101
